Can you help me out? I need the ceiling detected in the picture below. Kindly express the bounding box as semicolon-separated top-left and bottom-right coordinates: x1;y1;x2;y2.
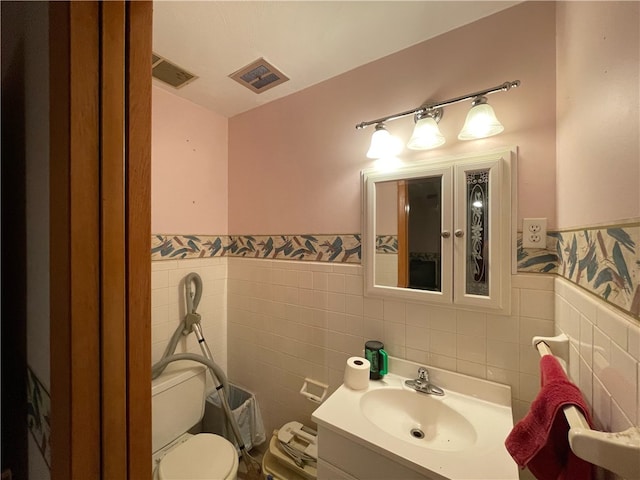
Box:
152;1;520;118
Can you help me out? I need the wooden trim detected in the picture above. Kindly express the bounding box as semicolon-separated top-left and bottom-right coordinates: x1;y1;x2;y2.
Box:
49;3;72;478
69;3;101;477
50;2;152;478
101;2;128;478
125;2;153;478
397;180;408;288
50;2;102;478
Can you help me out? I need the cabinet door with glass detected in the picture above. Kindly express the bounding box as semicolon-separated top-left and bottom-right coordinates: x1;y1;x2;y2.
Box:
453;157;511;311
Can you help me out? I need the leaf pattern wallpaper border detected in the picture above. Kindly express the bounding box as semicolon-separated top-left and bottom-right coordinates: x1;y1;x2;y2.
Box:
152;234;361;263
152;224;639;319
27;366;51;469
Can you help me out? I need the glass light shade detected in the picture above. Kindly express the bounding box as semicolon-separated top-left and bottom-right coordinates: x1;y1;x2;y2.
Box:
366;126;403;159
458;103;504;140
407;117;445;150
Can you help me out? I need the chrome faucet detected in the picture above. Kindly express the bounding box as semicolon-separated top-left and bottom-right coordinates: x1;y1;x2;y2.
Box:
405;367;444;396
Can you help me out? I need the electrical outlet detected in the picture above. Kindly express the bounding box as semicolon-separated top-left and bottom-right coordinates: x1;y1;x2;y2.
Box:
522;218;547;249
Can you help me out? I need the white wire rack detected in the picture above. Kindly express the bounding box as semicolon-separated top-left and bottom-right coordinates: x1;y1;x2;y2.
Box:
532;333;640;479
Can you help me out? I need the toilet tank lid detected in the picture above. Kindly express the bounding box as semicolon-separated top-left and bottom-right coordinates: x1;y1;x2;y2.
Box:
152;360;206;396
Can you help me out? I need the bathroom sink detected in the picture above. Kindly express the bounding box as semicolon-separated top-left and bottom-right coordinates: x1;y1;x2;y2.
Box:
312;356;519;479
360;388;477;451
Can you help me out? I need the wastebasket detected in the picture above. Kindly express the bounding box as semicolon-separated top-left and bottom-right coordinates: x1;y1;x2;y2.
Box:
202;383;266;452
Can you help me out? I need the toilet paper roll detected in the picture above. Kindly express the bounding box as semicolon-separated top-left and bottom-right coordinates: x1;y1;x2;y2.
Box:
344;356;371;390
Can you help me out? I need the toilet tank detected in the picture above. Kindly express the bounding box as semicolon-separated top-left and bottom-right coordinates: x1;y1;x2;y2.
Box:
152;360;207;453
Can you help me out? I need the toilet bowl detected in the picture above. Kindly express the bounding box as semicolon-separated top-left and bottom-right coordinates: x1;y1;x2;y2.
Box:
152;360;239;480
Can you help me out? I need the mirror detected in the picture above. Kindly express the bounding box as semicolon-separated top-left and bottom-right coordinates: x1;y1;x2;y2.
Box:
375;178;442;291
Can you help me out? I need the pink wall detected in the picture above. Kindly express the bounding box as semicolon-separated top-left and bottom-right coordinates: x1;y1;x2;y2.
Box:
152;86;228;234
556;2;640;229
229;2;557;234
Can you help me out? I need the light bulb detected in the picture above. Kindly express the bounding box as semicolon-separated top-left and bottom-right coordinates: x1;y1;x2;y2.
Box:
366;124;403;159
458;98;504;140
407;116;445;150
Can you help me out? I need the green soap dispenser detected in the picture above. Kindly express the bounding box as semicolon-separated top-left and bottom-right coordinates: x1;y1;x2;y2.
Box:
365;340;388;380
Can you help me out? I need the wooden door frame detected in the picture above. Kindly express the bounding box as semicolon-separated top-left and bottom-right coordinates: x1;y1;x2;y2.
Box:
397;180;409;288
49;2;151;479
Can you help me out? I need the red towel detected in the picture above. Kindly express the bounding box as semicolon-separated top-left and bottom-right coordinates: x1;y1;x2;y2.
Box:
505;355;593;480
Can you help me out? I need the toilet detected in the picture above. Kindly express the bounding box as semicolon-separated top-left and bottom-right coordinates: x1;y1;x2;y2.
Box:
152;360;239;480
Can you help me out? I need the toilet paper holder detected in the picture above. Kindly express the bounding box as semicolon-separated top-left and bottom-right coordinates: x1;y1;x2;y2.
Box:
299;378;328;404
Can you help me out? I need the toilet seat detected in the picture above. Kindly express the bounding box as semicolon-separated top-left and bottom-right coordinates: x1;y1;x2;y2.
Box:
158;433;238;480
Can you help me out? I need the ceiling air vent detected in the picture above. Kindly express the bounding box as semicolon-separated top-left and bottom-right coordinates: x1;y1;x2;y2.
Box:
152;53;198;89
229;57;289;94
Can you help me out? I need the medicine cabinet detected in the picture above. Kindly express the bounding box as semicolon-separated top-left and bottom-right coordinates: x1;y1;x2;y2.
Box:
362;148;515;313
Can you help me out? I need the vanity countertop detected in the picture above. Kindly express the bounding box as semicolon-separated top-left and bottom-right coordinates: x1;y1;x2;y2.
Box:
312;357;519;480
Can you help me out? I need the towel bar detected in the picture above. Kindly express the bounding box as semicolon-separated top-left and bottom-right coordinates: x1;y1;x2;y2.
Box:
532;334;640;479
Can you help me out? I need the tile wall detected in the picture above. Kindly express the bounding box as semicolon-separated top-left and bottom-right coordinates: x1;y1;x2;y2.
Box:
151;257;228;371
555;277;640;435
224;258;559;435
150;234;640;479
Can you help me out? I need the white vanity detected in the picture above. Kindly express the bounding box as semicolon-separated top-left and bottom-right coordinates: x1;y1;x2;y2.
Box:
312;357;519;480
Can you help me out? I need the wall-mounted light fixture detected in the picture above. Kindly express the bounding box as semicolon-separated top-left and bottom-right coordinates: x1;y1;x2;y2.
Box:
356;80;520;158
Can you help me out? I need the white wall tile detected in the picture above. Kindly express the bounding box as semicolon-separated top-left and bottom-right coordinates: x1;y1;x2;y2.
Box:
344;274;363;295
456;359;486;379
429;353;457;371
610;398;633;433
405;302;429;327
629;324;640;361
383;321;406;347
344;314;363;337
383;300;406;323
312;271;328;291
456;310;486;336
405;325;429;351
430;330;456;357
151;287;169;308
597;305;628;350
298;270;313;289
511;288;520;316
331;263;361;275
430;306;456;332
152;305;168;326
457;334;486;364
561;280;597;323
608;342;638;424
327;292;345;313
487;366;519;399
363;297;383;319
520;289;554;320
327;312;346;333
152;260;178;271
362;317;383;341
405;348;429;365
222;259;639;440
486;313;519;343
327;273;345;293
345;295;363;316
152;270;169;289
512;274;554;291
519;317;554;345
580;315;594;367
555;278;639;439
487;340;520;370
519;372;539;403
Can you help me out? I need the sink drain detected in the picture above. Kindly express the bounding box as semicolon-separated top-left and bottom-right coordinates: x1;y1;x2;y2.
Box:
410;428;425;439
